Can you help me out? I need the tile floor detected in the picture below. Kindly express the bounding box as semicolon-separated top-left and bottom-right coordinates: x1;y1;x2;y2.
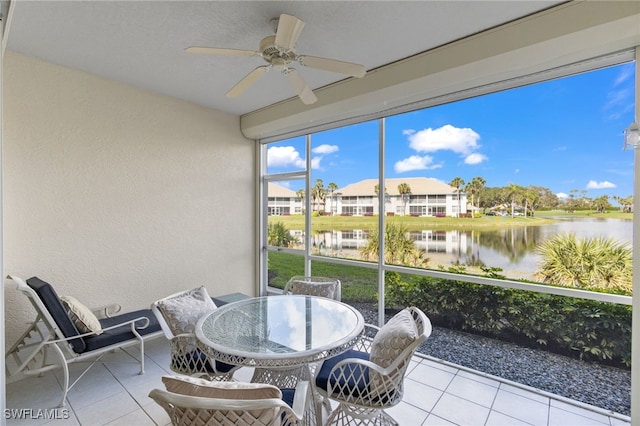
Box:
5;338;631;425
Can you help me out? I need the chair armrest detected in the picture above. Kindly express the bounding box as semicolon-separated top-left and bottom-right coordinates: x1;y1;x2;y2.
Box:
91;303;122;319
45;315;152;344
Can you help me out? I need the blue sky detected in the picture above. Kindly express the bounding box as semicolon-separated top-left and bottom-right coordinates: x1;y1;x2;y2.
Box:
268;62;636;201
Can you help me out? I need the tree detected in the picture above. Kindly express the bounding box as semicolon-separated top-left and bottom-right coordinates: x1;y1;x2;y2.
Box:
268;222;298;247
311;179;325;213
361;223;429;268
397;182;411;216
327;182;338;215
464;177;486;218
592;195;611;214
535;233;632;293
505;183;522;217
295;189;305;214
449;177;465;217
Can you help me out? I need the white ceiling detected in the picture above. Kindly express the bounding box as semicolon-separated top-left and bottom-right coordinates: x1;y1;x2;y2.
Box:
4;1;563;116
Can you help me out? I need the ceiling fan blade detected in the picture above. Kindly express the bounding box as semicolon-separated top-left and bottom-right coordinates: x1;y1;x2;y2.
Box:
274;14;305;50
298;55;366;78
185;46;259;57
283;68;317;105
226;66;270;98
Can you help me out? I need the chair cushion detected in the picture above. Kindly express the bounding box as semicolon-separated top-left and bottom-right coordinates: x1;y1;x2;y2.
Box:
60;295;103;335
370;308;418;368
82;309;161;353
315;349;370;397
26;277;86;353
162;375;282;400
290;279;338;299
157;287;217;335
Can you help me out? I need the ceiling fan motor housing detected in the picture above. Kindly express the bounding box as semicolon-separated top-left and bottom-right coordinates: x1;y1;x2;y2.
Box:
260;35;296;66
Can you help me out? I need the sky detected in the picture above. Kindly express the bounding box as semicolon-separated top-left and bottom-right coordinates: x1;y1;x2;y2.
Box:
267;62;636;202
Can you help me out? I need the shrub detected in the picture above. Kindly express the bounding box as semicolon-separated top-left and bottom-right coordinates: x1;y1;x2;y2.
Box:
385;272;631;367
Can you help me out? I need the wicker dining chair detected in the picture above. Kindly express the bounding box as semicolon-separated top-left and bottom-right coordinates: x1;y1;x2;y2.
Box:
151;287;239;381
314;307;432;425
283;276;342;301
149;376;309;426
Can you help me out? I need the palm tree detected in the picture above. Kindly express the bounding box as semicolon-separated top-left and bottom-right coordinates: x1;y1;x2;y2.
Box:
327;182;338;215
361;223;429;268
295;189;305;214
505;183;522;217
535;233;632;292
311;179;325;213
397;182;411;216
464;177;486;219
449;177;465;217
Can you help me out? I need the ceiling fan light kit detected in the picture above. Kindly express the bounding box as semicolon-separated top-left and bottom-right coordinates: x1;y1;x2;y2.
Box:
186;13;366;105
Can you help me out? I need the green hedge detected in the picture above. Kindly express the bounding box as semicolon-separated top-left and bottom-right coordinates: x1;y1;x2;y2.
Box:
385;272;632;368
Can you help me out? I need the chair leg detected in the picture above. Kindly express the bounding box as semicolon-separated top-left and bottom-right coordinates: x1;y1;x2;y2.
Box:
49;345;69;408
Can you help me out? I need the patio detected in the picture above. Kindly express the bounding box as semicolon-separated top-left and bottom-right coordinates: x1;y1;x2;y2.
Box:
6;337;631;425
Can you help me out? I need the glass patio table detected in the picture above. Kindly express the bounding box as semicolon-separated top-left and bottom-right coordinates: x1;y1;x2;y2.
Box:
195;295;365;387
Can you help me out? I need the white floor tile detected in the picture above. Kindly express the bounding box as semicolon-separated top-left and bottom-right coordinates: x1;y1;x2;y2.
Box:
4;345;629;426
548;406;609;426
73;391;140;425
549;399;612;424
445;375;499;408
456;369;500;388
422;413;457;426
430;392;491;425
103;408;156;426
407;363;455;391
385;401;429;425
401;378;444;412
492;388;549;426
485;410;531;426
141;401;171;426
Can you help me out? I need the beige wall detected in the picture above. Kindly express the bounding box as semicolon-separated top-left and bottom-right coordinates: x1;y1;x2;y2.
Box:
3;51;256;345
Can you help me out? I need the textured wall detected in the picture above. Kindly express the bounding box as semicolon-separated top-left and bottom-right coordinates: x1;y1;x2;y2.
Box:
3;51;256;345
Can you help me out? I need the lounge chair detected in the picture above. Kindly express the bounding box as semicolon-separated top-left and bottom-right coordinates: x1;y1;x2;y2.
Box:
4;275;163;407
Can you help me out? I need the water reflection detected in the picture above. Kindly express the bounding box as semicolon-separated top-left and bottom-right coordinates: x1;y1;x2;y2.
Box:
301;218;632;280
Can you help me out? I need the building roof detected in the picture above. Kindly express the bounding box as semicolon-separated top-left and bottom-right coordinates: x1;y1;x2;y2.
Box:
268;182;299;198
336;177;459;197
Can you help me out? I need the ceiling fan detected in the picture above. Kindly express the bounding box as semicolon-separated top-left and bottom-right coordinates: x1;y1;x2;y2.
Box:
186;14;366;105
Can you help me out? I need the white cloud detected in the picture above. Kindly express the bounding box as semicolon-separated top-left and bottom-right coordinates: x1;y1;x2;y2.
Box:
464;153;487;165
394;155;441;173
586;180;616;189
406;124;481;155
614;66;634;86
310;156;322;170
556;192;568;199
312;144;339;155
267;146;305;168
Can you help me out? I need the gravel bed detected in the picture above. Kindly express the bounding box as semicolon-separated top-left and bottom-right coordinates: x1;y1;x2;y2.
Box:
351;303;631;416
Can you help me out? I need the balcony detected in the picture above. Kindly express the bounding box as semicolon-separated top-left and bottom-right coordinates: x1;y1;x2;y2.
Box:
6;338;630;425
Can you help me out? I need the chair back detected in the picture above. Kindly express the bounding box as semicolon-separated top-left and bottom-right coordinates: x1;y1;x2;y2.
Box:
7;275;86;354
149;378;306;426
369;307;432;405
283;275;341;301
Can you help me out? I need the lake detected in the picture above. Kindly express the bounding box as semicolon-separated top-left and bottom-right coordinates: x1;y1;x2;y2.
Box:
307;217;633;280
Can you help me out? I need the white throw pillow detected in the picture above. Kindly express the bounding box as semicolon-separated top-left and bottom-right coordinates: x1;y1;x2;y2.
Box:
60;295;103;335
290;279;338;299
369;308;418;368
162;375;281;399
157;286;216;335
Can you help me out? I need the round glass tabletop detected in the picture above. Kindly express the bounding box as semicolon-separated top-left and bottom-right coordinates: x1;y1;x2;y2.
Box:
195;295;364;367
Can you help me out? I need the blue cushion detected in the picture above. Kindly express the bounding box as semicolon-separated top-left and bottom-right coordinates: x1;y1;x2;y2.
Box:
181;348;236;374
315;349;370;397
27;277;86;353
281;388;296;407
